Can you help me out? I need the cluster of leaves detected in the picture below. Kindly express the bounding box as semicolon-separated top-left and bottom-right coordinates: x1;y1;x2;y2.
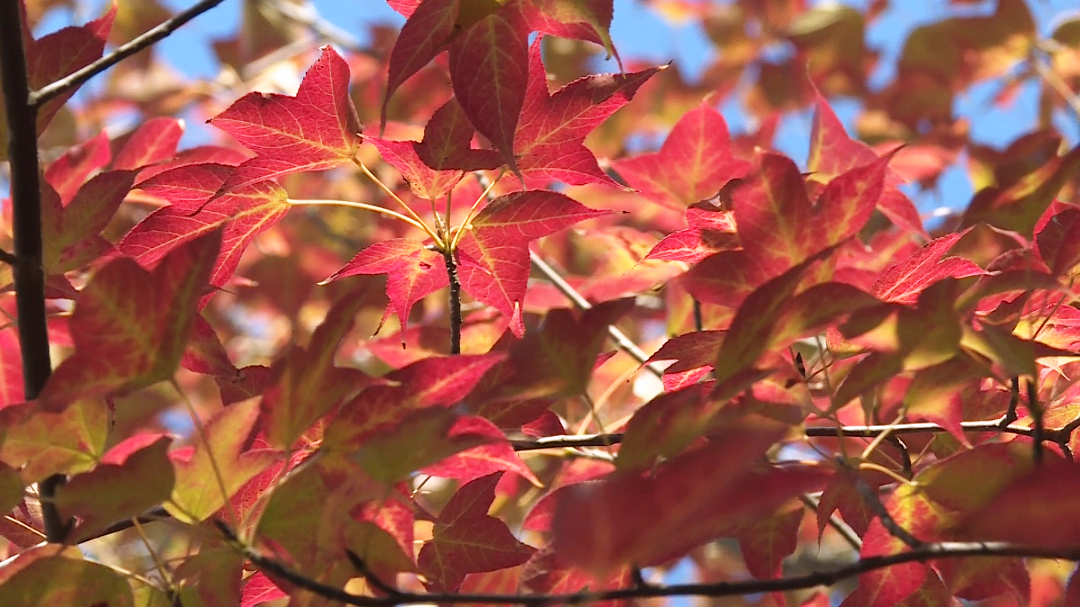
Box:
2;0;1080;605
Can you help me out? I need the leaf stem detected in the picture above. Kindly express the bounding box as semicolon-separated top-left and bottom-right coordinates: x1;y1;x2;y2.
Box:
450;169;505;251
444;248;462;355
29;0;228;106
352;158;441;244
172;380;240;530
0;2;69;544
287;199;442;247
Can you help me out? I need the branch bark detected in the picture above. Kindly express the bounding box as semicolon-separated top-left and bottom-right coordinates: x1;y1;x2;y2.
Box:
444;248;461;355
509;418;1071;452
28;0;227;107
0;1;67;543
215;516;1080;606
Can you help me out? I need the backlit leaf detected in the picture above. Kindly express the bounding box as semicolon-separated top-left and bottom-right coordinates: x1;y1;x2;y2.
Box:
615;103;749;208
449;5;529;172
55;435;174;541
120;179;290;288
167;399;280;524
515;37;658;187
458;190;614;335
555;425;828;577
209;46;362;189
39;230;222;411
322;238;448;342
418;473;536;591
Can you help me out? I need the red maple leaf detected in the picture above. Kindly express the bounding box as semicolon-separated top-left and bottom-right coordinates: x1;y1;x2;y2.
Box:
513;37;659;188
209;46;362;189
456;190;615;336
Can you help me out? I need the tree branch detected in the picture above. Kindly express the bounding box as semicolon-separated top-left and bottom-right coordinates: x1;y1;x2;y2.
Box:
28;0;227;107
510;418;1079;452
215;517;1080;606
0;249;17;266
444;248;462;355
0;1;68;543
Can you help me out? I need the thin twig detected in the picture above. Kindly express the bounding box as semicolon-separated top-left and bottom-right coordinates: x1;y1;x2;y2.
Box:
265;0;368;54
528;251;665;379
0;2;68;543
509;419;1054;452
0;249;17;265
840;459;924;550
215;517;1080;606
344;550;404;597
29;0;228;106
1032;49;1080;119
884;436;913;479
1000;377;1020;428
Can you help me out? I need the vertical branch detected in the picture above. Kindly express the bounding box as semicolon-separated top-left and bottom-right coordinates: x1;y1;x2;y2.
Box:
0;4;69;542
692;298;704;332
444;248;461;355
1027;379;1043;466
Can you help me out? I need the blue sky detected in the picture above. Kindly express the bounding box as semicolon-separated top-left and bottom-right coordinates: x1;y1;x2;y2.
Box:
46;0;1080;220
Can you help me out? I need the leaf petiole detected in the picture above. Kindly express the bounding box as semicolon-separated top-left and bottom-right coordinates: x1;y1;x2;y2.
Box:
449;168;505;251
287;198;444;248
352;158;441;242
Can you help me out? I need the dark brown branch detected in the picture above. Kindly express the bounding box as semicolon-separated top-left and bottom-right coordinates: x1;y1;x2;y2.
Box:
444;248;461;355
0;249;17;265
215;517;1080;606
840;459;924;549
0;1;67;543
28;0;227;107
345;549;404;597
509;419;1059;452
1027;379;1044;465
885;436;912;479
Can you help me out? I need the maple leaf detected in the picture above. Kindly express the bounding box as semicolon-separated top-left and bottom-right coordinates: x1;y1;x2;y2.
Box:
120;167;290;289
615;102;749;208
111;117;185;171
456;190;615;336
645;204;740;265
448;4;530;173
553;425;829;577
208;46;362;189
260;294;378;450
0;556;132;605
467;299;634;424
514;37;659;188
256;456;416;588
322;238;449;342
167;399;281;524
871;231;986;304
37;231;222;411
41;169;135;275
807;88;925;236
524;0;618;60
55;435;175;542
324;353;504;452
961;144;1080;238
420;415;542;486
418;473;536;591
43;131;111;204
0;398;109;483
369;97;502;201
